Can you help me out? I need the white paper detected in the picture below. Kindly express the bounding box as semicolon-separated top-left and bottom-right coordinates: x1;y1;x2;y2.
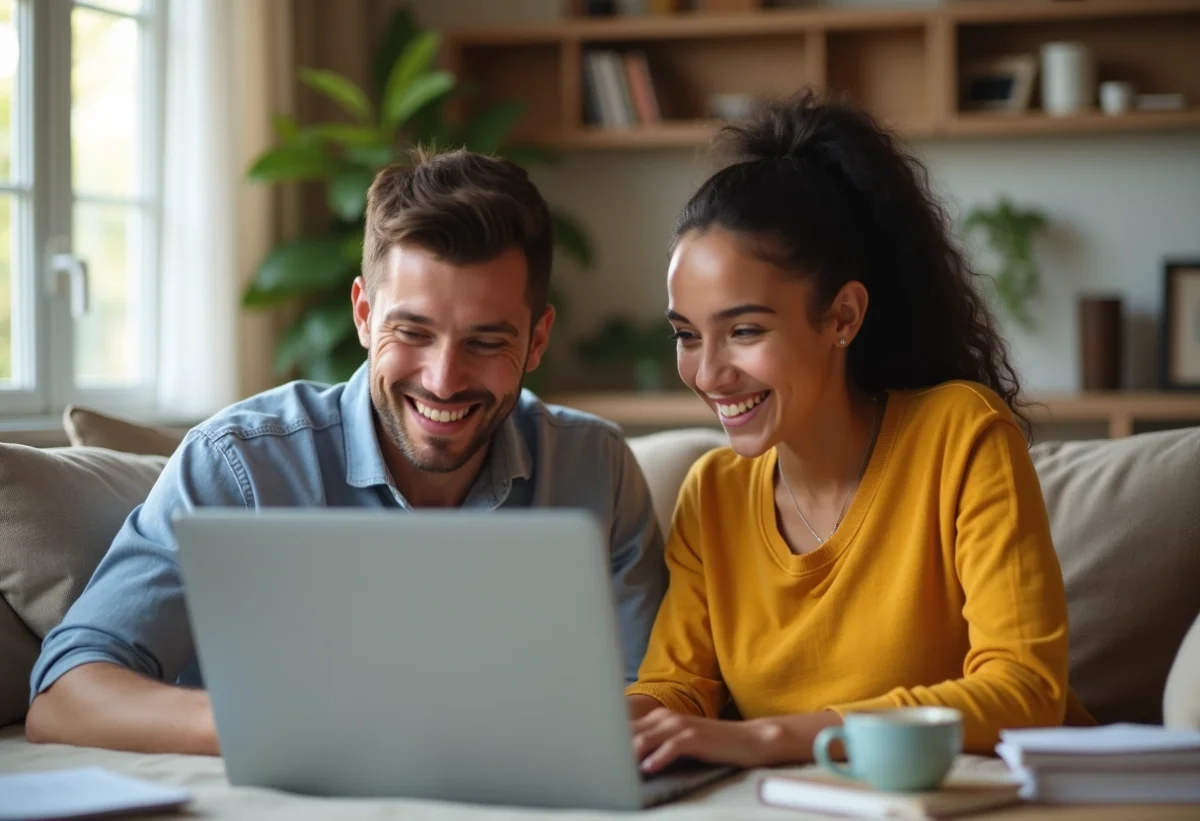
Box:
0;767;192;821
998;723;1200;755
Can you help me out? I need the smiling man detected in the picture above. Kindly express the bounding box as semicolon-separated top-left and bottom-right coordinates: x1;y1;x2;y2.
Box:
25;150;667;755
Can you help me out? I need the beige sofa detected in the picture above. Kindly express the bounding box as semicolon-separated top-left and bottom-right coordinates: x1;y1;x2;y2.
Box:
1;409;1199;819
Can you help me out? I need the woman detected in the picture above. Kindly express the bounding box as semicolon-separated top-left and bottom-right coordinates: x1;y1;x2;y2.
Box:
624;91;1090;774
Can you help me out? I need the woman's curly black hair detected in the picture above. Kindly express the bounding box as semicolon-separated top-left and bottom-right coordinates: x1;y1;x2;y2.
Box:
673;89;1030;436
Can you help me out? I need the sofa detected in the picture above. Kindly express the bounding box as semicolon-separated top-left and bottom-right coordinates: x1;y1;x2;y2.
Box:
1;406;1199;820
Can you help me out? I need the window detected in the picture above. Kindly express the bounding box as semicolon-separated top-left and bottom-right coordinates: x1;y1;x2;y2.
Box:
0;0;162;417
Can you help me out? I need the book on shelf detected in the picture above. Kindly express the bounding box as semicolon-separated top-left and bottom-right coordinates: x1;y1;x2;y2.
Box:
757;769;1023;820
582;48;661;129
996;723;1200;804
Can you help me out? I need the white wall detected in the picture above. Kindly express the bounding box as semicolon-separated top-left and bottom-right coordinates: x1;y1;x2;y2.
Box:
377;0;1200;393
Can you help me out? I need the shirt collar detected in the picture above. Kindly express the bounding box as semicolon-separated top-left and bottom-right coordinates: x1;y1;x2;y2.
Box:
341;361;393;489
341;363;534;504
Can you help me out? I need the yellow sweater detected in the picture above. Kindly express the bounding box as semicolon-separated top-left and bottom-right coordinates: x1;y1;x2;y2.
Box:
626;381;1084;753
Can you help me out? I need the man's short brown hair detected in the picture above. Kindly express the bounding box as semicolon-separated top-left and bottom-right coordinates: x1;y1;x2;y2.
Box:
362;148;554;320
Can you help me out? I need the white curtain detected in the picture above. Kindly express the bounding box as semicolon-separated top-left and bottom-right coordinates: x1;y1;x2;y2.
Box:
157;0;295;419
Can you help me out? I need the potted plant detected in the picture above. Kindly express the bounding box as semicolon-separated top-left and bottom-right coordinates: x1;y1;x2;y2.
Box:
964;196;1047;330
575;314;677;392
241;6;592;384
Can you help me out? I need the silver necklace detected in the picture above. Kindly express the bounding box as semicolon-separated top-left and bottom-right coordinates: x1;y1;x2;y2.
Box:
779;397;882;547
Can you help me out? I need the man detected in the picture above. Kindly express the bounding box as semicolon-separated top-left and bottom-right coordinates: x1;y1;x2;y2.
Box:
26;149;667;755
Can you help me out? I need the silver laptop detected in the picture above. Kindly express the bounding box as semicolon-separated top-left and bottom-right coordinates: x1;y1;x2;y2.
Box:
172;508;735;811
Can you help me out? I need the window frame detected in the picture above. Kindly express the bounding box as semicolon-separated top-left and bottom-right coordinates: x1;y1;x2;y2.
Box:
0;0;164;418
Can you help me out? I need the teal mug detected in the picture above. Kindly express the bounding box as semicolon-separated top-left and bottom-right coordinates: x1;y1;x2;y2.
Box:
812;707;963;792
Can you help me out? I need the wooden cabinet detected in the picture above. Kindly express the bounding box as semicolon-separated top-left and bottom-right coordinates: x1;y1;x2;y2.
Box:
444;0;1200;147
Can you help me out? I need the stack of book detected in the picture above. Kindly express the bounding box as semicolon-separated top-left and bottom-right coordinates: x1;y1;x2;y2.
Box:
583;49;661;129
997;723;1200;804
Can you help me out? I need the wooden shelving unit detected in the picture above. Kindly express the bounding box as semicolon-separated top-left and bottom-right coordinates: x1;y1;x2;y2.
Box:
444;0;1200;148
544;391;1200;439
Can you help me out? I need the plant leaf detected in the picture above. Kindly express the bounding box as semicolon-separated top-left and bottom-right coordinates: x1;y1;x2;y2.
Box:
382;31;445;129
341;233;364;263
373;6;419;99
386;70;456;132
271;113;299;142
462;101;526;155
246;143;336;183
249;237;354;296
327;167;376;221
241;282;291;309
273;302;358;375
307;124;387;147
551;208;594;269
299;68;373;124
304;340;368;385
344;144;398;169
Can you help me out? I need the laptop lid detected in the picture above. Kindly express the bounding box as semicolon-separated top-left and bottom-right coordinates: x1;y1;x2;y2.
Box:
173;508;647;811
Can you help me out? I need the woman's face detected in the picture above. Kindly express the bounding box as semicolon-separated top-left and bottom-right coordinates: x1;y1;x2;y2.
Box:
667;226;856;458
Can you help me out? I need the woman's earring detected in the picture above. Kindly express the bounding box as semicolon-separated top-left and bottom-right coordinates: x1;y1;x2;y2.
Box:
839;338;847;347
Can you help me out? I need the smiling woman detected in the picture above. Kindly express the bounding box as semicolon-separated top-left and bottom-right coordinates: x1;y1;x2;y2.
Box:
626;90;1089;774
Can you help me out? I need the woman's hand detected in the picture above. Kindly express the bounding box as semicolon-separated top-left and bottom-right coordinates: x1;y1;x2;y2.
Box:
631;708;844;774
631;707;776;774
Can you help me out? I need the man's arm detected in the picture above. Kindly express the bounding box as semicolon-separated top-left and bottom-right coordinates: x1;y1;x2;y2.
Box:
26;430;250;753
25;663;218;755
606;436;669;685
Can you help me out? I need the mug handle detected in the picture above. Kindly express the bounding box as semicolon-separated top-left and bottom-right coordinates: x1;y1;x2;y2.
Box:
813;726;855;780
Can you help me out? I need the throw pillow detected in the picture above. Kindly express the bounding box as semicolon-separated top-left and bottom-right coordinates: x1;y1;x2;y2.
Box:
63;405;185;457
1031;426;1200;725
0;444;166;724
0;444;167;637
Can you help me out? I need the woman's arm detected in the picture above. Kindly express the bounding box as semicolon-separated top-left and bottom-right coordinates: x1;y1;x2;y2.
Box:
828;417;1070;752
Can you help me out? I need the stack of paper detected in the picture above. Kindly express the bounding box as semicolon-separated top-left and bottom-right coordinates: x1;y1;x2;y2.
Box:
997;723;1200;804
0;767;192;821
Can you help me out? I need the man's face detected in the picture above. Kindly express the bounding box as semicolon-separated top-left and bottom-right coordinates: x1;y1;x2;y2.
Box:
351;243;554;474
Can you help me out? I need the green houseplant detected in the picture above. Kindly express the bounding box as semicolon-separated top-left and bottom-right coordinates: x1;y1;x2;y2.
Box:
241;6;592;385
575;314;677;392
964;196;1047;331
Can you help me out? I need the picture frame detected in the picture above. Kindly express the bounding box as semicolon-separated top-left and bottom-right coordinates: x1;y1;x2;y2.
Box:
1159;259;1200;391
960;54;1037;113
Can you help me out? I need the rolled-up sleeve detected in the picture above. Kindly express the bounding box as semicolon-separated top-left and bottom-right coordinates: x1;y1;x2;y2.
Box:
606;436;668;685
30;431;249;699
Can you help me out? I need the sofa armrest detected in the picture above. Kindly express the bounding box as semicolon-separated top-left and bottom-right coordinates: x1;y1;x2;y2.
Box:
1164;611;1200;730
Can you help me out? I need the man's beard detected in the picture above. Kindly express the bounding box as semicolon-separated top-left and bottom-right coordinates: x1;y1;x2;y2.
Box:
372;376;523;474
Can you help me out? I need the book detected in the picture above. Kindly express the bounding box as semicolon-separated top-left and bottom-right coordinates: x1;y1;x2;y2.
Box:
0;767;192;821
1030;770;1200;804
757;770;1023;819
996;723;1200;805
998;723;1200;757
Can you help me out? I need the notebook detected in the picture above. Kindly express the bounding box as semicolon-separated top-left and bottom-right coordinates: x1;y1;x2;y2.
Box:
757;769;1023;819
0;767;192;821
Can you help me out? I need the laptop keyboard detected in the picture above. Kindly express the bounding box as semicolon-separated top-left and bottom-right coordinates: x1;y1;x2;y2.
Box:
638;763;737;807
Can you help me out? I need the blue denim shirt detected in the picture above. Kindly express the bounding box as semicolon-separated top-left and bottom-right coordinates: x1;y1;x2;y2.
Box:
31;364;667;698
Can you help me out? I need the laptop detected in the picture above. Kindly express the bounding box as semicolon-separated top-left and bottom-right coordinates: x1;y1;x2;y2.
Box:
172;508;735;811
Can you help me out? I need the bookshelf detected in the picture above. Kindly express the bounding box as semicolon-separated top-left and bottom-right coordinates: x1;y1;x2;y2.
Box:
544;391;1200;439
444;0;1200;148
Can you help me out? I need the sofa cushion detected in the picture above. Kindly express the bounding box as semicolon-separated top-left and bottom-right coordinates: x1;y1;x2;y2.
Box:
0;443;167;723
1030;427;1200;725
63;405;184;457
627;428;727;534
0;595;40;727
